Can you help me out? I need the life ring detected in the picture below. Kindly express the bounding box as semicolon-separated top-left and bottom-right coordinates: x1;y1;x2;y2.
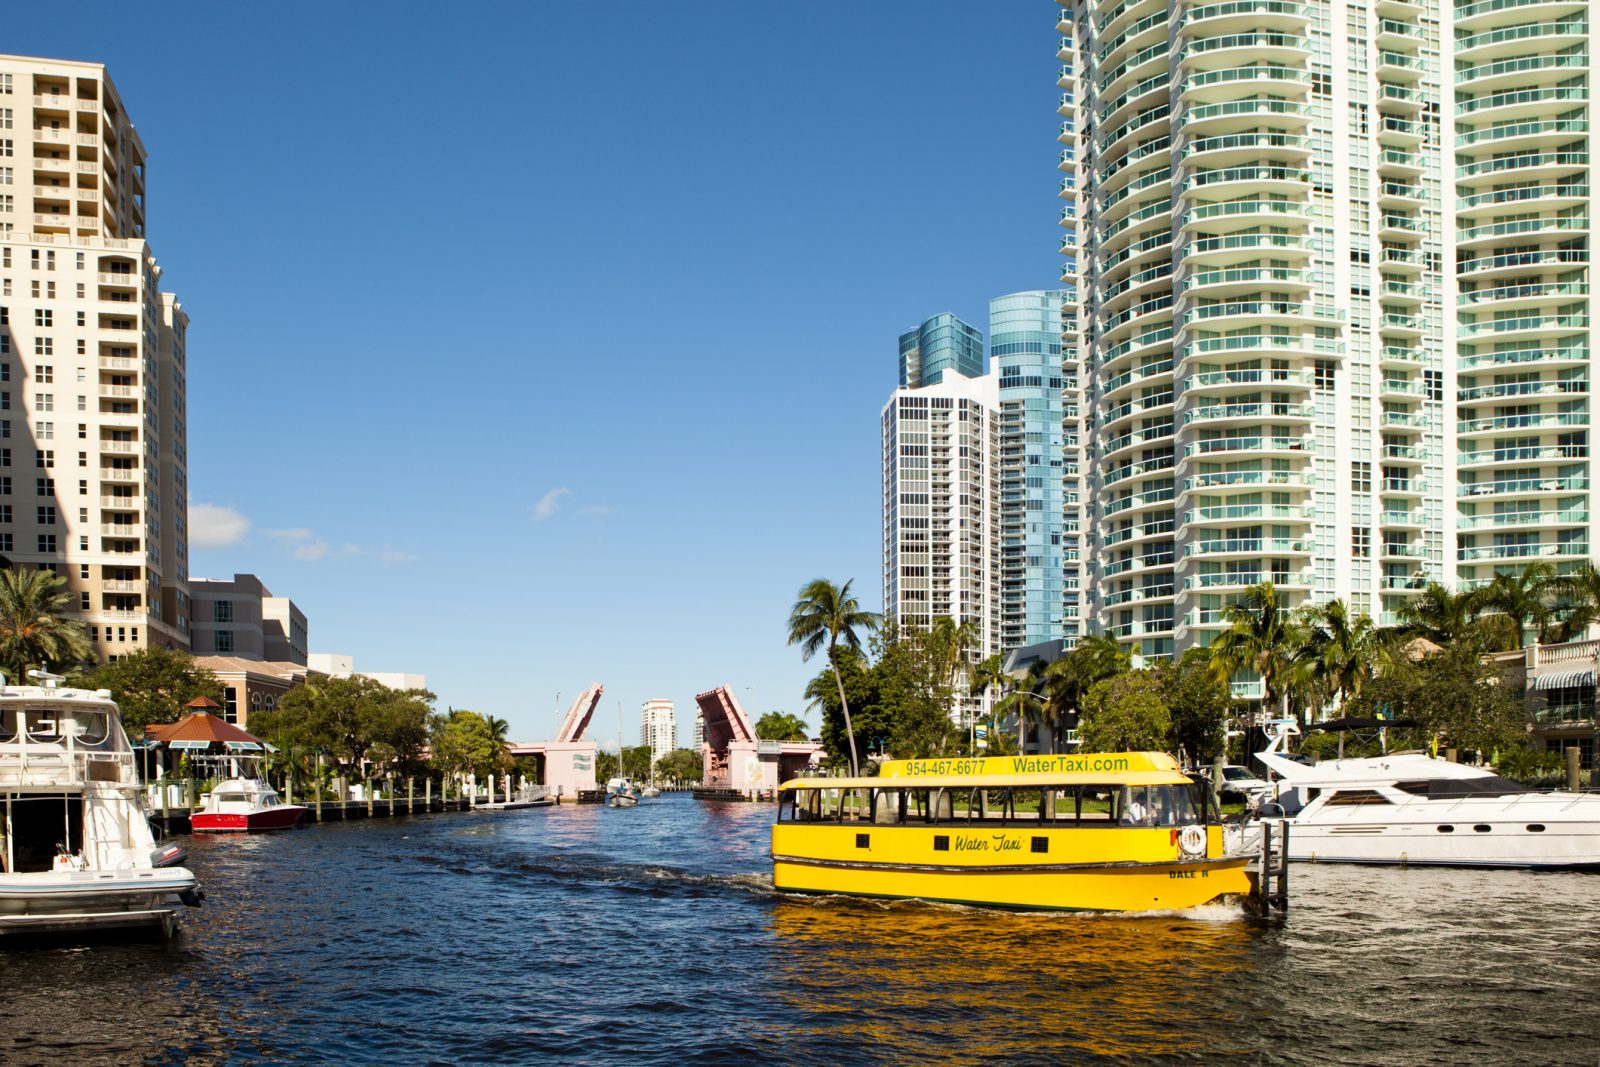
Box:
1179;824;1207;857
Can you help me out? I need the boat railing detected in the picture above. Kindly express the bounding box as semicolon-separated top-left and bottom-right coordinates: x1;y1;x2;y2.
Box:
0;738;135;788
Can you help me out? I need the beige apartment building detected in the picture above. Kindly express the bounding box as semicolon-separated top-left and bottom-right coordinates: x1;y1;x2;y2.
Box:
0;54;190;661
189;573;308;664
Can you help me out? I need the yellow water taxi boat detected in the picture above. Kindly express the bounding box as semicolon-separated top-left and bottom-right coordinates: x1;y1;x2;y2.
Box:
773;752;1275;913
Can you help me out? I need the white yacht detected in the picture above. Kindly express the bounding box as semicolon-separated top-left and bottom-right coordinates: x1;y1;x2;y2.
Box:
0;674;201;936
1251;724;1600;868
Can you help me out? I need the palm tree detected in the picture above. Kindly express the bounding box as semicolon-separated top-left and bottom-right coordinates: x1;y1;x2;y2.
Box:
0;567;90;682
1390;582;1478;648
1469;561;1556;650
967;653;1010;753
930;615;981;742
485;715;513;771
995;659;1050;751
1544;561;1600;643
788;578;880;776
755;711;810;742
1042;635;1130;752
1208;582;1304;729
1296;599;1387;717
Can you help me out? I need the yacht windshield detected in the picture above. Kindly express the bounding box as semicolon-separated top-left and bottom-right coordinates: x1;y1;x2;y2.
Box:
1395;776;1527;799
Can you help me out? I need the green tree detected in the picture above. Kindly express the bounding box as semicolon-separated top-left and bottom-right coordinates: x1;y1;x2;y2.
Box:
1546;561;1600;643
1077;671;1171;753
1296;598;1387;715
755;711;811;742
804;649;889;769
788;578;880;776
655;747;703;785
1346;643;1527;761
620;744;653;780
875;624;958;760
485;715;514;772
996;660;1051;751
67;647;225;735
1208;582;1305;727
929;615;981;733
1468;562;1556;650
0;567;90;683
250;676;434;770
1042;635;1131;752
1391;582;1479;649
429;709;500;779
1157;648;1230;765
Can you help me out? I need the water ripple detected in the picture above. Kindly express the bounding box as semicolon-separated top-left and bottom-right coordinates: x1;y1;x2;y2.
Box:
2;796;1598;1064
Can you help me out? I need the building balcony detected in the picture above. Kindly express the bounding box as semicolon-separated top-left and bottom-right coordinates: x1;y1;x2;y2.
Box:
1182;536;1312;559
1457;410;1589;435
1177;0;1311;37
1180;569;1311;593
1456;182;1588;219
1456;312;1588;343
1458;474;1588;498
1182;434;1308;459
1183;401;1315;427
1456;150;1588;185
1181;265;1312;298
1455;51;1588;91
1460;377;1588;403
1458;509;1589;531
1457;248;1587;281
1458;541;1590;562
1379;509;1429;528
1455;19;1589;63
1183;503;1311;525
1457;443;1587;467
1182;367;1313;393
1176;33;1310;71
1179;469;1309;496
1454;0;1584;31
1180;64;1311;103
1457;215;1589;250
1456;84;1587;122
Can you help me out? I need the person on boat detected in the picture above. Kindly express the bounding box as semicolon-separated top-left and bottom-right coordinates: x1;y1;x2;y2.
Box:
1123;789;1150;825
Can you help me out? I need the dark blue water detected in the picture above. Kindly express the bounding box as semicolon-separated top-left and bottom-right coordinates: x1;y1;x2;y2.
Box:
4;794;1600;1065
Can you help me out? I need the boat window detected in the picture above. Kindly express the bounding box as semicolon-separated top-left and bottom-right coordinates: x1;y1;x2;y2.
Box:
1076;786;1119;823
213;793;249;803
1323;790;1392;806
1527;824;1546;833
788;789;822;822
23;708;59;743
872;788;903;825
0;707;14;742
1437;825;1454;833
837;789;870;822
60;709;109;746
907;789;955;824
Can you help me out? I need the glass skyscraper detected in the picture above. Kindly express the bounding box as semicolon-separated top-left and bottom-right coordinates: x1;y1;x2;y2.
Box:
993;291;1069;649
899;312;985;388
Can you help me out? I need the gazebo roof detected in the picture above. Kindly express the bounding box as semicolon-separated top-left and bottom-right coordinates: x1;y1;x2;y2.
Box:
147;711;267;748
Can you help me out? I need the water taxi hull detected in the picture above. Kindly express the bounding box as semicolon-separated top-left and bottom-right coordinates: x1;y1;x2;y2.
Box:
773;854;1255;912
190;805;307;833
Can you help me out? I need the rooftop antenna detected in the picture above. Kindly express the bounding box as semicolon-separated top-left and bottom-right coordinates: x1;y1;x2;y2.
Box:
27;669;63;690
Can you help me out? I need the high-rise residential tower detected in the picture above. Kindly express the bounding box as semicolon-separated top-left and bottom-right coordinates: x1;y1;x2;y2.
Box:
992;291;1069;649
1060;0;1596;673
641;698;676;766
882;341;1000;662
899;312;985;388
0;55;191;661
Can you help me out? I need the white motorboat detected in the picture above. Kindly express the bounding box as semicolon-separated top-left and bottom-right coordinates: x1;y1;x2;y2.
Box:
1249;723;1600;868
191;775;307;832
0;673;201;936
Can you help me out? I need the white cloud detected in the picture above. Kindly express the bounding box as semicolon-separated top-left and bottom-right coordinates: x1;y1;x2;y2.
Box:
534;487;572;521
263;527;411;565
189;504;252;550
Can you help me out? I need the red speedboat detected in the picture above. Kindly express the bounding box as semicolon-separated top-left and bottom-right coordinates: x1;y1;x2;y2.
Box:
190;778;307;833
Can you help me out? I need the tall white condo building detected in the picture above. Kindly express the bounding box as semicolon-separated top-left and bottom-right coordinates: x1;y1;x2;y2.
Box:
641;698;677;766
1057;0;1595;678
0;55;191;661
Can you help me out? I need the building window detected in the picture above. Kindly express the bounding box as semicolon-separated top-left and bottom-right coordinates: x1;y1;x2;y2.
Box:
213;600;233;623
223;687;238;724
1352;527;1371;559
215;630;234;653
34;366;51;384
36;534;54;552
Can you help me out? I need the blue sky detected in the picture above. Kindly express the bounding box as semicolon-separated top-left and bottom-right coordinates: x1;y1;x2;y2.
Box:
8;2;1062;745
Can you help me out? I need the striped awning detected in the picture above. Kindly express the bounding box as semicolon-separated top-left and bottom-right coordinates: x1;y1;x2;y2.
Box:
1534;669;1596;691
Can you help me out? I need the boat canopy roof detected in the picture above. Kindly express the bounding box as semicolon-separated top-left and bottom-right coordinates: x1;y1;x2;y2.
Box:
782;753;1191;792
